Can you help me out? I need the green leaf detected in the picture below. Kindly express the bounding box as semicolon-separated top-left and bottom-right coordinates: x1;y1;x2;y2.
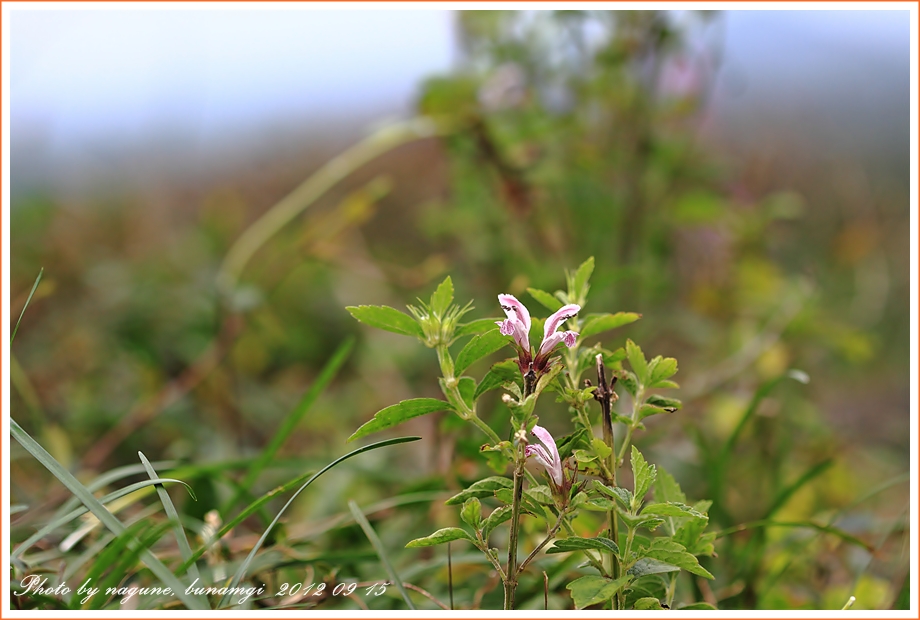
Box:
625;339;648;385
566;574;632;609
547;536;619;555
583;496;618;511
349;500;416;610
406;527;474;548
591;438;613;460
556;428;589;460
641;538;714;579
481;505;512;540
647;356;678;385
681;602;718;610
460;498;482;528
637;404;671;421
654;466;687;505
455;317;504;338
473;360;521;400
346;305;424;338
618;370;638;397
652;379;680;389
579;312;641;339
570;256;595;300
495;488;547;519
573;449;597;463
642;502;708;521
445;476;513;505
631;446;657;505
593;480;632;508
527;287;564;311
457;377;476;409
525;485;554;505
634;597;665;610
349;398;450;441
628;557;681;577
644;395;682;412
455;328;510;374
429;276;454;316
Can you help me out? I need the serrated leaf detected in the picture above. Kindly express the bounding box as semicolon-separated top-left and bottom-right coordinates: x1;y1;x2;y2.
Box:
654;466;687;505
473;360;521;400
591;438;613;460
579;312;641;339
445;476;513;505
593;480;632;507
634;597;665;610
460;497;482;529
346;305;424;338
641;538;714;579
566;574;632;609
429;276;454;316
620;514;665;531
455;317;504;338
405;527;474;548
631;446;657;505
642;502;708;521
526;485;554;505
571;257;595;300
455;328;510;374
628;557;681;577
481;505;513;540
649;379;680;389
648;356;677;385
527;287;564;311
625;339;648;385
547;536;619;555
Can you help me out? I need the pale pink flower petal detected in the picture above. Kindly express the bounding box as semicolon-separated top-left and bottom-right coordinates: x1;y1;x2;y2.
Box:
542;304;580;341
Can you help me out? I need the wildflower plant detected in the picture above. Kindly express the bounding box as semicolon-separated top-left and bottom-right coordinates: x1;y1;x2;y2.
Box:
346;258;716;610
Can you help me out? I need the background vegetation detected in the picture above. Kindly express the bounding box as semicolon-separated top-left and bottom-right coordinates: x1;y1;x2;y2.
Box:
10;10;910;610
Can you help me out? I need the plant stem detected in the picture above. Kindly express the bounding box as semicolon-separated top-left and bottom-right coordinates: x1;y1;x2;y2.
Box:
436;345;503;445
504;456;525;610
595;354;623;610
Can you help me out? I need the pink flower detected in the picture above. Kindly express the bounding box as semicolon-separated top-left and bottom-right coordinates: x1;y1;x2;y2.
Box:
525;425;563;486
496;294;580;374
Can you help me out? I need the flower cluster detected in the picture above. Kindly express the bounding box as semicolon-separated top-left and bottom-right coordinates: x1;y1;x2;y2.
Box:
497;294;580;375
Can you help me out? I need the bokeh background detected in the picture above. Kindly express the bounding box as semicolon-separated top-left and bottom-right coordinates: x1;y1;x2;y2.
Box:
10;9;911;610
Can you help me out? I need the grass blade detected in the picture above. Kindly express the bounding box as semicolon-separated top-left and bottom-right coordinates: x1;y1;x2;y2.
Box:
138;451;201;584
11;268;43;346
223;337;354;513
766;458;833;519
348;499;416;610
13;477;195;559
714;519;872;550
10;418;207;610
216;435;420;608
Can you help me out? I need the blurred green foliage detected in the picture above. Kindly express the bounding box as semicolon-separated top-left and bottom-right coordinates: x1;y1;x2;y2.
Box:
10;10;908;611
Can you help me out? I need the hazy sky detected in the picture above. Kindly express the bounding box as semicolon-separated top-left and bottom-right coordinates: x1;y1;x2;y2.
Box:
8;8;911;190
